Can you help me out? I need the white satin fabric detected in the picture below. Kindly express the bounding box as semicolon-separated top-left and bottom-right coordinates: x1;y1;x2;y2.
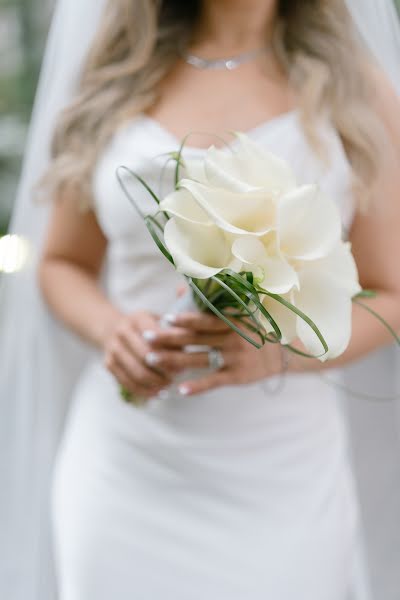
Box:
52;112;361;600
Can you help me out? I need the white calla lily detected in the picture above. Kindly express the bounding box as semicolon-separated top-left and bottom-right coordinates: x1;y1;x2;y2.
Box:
181;132;297;195
163;218;232;279
179;179;276;236
193;134;297;195
277;184;342;261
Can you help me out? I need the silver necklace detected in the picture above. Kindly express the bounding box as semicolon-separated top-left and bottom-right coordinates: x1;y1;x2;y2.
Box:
182;46;270;71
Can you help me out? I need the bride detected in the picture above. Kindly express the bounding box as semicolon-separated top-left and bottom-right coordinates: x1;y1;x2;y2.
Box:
1;1;400;599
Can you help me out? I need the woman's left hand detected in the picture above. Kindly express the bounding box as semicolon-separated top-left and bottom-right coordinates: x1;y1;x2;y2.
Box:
143;311;284;396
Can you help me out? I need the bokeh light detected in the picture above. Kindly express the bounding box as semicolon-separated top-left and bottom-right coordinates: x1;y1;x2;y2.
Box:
0;234;30;273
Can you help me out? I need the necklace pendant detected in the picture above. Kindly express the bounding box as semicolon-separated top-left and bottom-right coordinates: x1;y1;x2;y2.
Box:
183;46;270;72
225;60;236;70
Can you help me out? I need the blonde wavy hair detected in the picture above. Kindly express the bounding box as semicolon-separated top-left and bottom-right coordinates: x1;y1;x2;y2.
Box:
44;0;384;207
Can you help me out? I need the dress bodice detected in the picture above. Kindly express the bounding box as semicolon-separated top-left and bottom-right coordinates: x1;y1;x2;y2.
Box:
93;111;355;315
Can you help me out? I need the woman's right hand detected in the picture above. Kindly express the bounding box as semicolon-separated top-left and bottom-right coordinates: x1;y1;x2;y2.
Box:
103;311;172;400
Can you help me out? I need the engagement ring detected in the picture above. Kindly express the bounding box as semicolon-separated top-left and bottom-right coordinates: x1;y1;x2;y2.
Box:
208;348;225;370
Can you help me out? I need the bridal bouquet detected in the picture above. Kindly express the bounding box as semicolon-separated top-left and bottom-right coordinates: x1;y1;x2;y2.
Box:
118;132;389;363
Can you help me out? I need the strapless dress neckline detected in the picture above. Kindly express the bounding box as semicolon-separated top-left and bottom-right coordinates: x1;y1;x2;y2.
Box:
136;109;299;152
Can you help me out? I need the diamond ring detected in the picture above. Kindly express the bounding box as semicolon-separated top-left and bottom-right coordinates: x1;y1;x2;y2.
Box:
208;348;225;370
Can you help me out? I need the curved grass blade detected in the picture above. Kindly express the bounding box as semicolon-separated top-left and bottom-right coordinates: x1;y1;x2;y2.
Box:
188;278;264;348
116;166;145;218
148;213;165;234
354;289;377;299
232;315;281;343
211;275;276;342
260;290;329;358
219;270;282;341
144;217;174;265
116;165;161;208
353;297;400;345
173;134;191;187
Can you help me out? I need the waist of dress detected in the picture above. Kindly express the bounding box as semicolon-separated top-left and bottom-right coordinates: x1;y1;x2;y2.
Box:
73;358;347;451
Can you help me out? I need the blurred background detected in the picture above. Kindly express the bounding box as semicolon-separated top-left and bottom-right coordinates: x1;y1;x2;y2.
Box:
0;0;53;236
1;0;400;238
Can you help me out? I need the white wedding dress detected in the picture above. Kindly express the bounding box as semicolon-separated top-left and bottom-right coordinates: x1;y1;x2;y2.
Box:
51;111;360;600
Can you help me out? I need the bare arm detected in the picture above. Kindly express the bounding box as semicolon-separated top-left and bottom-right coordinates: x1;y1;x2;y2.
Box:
38;190;171;397
39;191;118;348
289;71;400;373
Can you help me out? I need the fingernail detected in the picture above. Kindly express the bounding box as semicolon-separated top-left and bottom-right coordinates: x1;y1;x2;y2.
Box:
145;352;161;366
143;330;157;342
178;384;190;396
157;389;170;401
164;313;177;325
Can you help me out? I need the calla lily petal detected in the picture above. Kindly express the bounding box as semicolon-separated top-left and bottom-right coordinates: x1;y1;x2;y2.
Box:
294;269;353;360
301;242;361;297
258;256;300;295
261;293;297;343
179;179;276;236
278;184;342;260
160;188;212;225
204;145;257;193
234;132;297;192
227;256;243;273
182;159;208;185
231;236;267;264
163;218;230;279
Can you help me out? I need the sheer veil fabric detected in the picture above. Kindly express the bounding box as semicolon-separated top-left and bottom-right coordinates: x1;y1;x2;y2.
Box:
0;1;399;599
0;2;106;597
340;3;400;599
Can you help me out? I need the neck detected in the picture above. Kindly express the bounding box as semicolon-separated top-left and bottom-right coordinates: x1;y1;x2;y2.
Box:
191;0;278;55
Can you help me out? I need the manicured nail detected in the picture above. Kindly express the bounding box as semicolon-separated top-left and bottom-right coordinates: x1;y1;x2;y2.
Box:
143;330;157;342
178;384;191;396
164;313;177;325
145;352;161;366
157;389;170;401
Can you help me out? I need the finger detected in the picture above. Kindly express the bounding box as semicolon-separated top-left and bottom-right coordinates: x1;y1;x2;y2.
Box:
143;328;230;350
107;338;168;388
144;349;227;373
118;327;170;382
164;312;232;333
128;310;161;335
177;371;230;397
105;361;162;400
116;347;168;388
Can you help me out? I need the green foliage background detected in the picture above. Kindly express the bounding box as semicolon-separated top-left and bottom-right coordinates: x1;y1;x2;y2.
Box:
0;0;399;234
